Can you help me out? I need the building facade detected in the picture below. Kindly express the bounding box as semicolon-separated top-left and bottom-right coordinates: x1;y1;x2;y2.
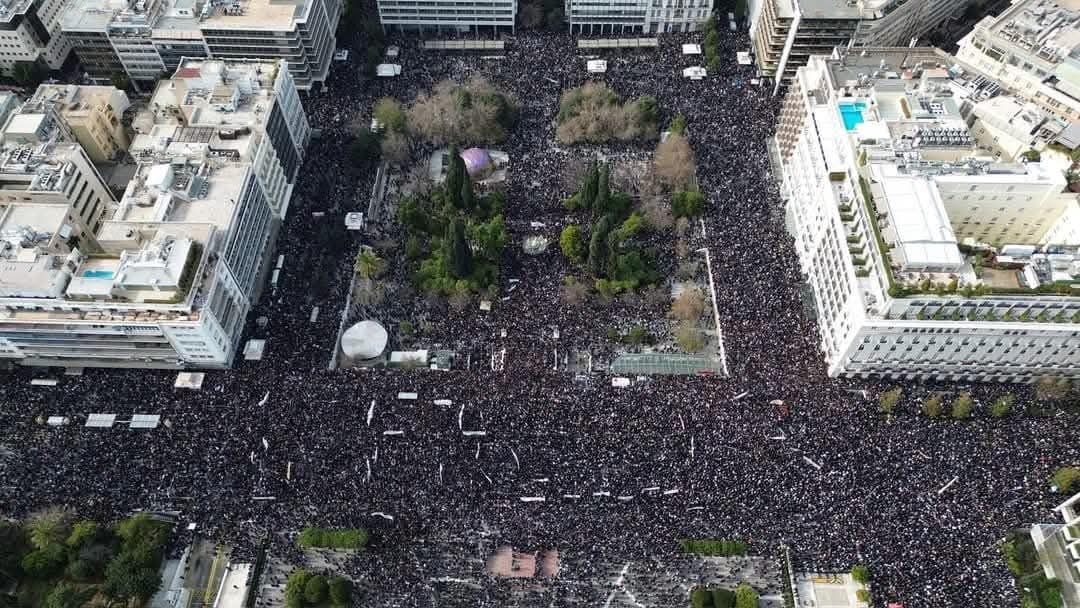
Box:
563;0;712;33
750;0;978;92
1030;491;1080;608
376;0;517;33
955;0;1080;125
29;84;131;163
0;59;309;369
774;49;1080;383
0;0;74;72
61;0;340;90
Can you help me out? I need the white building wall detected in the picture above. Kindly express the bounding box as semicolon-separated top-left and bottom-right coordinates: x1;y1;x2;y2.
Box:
377;0;517;30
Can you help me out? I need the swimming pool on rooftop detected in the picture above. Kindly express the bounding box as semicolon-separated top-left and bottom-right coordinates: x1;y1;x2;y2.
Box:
82;269;114;280
838;101;868;131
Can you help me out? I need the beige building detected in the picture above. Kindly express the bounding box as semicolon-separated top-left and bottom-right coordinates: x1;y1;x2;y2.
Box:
28;84;131;163
955;0;1080;124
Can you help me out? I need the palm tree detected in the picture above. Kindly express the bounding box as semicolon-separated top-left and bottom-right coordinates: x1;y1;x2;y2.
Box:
354;250;384;279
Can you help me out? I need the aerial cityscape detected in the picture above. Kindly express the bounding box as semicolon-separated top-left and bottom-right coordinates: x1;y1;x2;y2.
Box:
0;0;1079;607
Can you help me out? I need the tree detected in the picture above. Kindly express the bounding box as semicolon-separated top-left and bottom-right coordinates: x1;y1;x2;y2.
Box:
110;72;131;91
922;393;944;418
669;113;687;136
304;574;329;605
329;576;353;606
691;586;710;608
446;218;472;279
581;161;599;209
951;392;974;419
380;130;410;166
654;134;696;189
713;587;736;608
676;322;705;352
28;506;74;551
878;387;901;415
851;564;870;584
103;554;161;602
445;145;465;210
734;583;758;608
373;97;406;132
12;61;43;88
588;215;615;276
354;249;385;279
42;583;92;608
1051;467;1080;493
594;164;611;213
1035;375;1072;402
561;276;589;305
990;393;1015;417
284;569;310;608
560;224;586;263
0;521;28;582
460;176;476;213
672;190;705;218
350;128;380;167
448;280;473;312
671;288;705;321
20;547;64;579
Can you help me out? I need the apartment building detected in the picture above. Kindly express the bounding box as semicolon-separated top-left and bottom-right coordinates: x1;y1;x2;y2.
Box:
750;0;977;92
774;48;1080;383
1030;491;1080;608
0;0;74;71
563;0;712;34
61;0;339;90
376;0;517;33
0;59;309;369
955;0;1080;124
29;84;130;163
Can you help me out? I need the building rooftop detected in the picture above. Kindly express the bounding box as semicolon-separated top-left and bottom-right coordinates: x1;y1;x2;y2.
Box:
0;0;38;22
31;84;131;119
197;0;306;29
987;0;1080;65
873;167;965;269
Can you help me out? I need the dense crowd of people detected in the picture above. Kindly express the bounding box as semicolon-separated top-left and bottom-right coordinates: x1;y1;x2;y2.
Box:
0;26;1077;608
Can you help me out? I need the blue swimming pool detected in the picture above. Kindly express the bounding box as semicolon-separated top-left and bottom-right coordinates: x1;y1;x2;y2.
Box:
838;101;867;131
82;269;114;280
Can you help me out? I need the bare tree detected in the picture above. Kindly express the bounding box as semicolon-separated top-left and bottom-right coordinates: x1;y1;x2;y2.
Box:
675;322;705;353
560;277;590;305
670;287;705;321
381;131;411;166
449;286;473;312
654;134;697;190
643;285;670;309
675;217;690;259
641;196;674;231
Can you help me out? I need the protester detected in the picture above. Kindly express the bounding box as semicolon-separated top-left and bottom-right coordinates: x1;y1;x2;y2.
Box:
0;29;1075;608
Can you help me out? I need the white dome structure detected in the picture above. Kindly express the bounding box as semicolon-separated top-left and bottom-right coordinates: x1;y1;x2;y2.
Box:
341;320;388;360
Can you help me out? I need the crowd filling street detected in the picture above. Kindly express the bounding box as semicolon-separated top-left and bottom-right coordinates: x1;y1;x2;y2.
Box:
1;27;1078;608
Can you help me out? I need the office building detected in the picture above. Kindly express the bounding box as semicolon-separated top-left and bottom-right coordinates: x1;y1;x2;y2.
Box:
61;0;339;90
0;0;74;71
0;59;309;369
774;48;1080;383
955;0;1080;124
28;84;130;163
376;0;516;33
1030;491;1080;608
563;0;713;34
750;0;978;91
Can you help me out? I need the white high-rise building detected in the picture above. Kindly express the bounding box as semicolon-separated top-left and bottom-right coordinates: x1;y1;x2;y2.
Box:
61;0;339;90
774;48;1080;383
750;0;980;91
376;0;517;33
0;0;74;71
0;59;309;369
564;0;713;34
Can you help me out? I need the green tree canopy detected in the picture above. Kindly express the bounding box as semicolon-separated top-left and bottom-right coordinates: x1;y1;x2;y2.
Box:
734;583;758;608
328;576;353;606
560;224;586;263
303;574;328;605
446;218;473;279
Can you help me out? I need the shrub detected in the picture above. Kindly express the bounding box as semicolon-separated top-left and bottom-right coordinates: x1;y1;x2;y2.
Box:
878;387;901;414
712;587;735;608
1051;466;1080;493
297;527;370;549
560;224;586;263
990;394;1015;417
950;392;974;419
679;539;747;556
285;569;310;608
851;564;870;584
691;586;710;608
304;575;328;605
734;583;758;608
855;589;870;603
922;394;944;418
329;576;353;606
672;190;705;218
